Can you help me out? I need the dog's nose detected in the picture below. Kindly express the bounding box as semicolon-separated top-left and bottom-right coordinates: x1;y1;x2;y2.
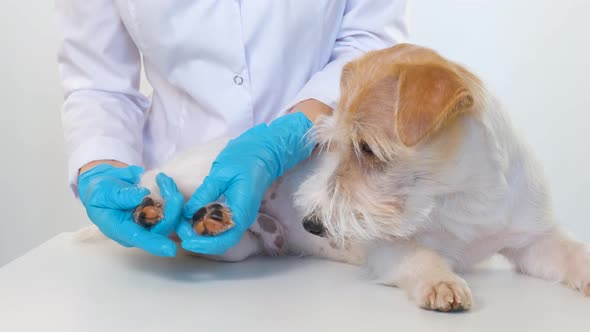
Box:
302;215;326;237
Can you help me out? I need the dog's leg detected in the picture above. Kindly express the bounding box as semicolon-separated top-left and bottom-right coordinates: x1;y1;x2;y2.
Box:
500;228;590;296
133;169;167;229
134;167;235;236
369;242;472;312
133;138;230;231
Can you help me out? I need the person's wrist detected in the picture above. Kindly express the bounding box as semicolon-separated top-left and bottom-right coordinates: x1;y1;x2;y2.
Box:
79;160;128;176
266;110;316;175
291;99;333;123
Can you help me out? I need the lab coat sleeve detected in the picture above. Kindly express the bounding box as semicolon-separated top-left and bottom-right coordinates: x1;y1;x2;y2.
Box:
286;0;409;112
56;0;149;193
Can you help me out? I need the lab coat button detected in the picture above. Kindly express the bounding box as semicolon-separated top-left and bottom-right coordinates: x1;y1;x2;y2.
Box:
234;75;244;85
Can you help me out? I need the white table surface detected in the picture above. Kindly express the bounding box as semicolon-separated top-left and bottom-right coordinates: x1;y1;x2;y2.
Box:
1;233;588;332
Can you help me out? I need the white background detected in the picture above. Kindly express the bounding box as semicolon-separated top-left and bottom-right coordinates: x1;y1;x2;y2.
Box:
1;0;589;266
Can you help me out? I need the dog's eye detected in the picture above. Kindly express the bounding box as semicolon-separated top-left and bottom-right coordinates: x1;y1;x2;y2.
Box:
360;142;374;156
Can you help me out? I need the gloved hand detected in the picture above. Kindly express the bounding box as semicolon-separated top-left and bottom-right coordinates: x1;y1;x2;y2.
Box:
178;112;314;254
78;164;183;257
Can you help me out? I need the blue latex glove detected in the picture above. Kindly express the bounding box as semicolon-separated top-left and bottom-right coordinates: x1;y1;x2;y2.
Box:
78;164;184;257
178;112;314;254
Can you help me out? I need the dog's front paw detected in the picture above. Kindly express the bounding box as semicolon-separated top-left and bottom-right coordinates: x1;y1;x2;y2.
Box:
563;271;590;296
133;196;164;228
566;247;590;296
414;277;472;312
249;213;286;254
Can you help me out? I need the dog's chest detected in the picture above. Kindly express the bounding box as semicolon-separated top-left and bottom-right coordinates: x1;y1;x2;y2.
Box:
258;172;306;234
415;220;540;269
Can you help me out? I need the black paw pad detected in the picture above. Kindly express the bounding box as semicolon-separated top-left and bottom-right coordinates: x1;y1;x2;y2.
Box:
143;197;155;206
191;207;207;225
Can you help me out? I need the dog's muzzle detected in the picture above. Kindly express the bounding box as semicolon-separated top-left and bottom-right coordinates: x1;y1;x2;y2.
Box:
302;214;326;237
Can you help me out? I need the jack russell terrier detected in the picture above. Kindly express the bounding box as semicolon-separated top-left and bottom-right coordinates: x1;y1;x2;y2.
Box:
83;43;590;312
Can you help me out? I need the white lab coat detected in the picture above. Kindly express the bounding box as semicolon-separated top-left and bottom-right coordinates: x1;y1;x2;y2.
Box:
56;0;409;190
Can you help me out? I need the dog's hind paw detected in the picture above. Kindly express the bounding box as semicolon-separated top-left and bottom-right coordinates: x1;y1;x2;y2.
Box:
133;196;164;229
191;203;235;236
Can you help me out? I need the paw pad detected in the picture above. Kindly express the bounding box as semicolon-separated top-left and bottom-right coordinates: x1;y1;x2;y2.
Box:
133;197;163;228
191;203;234;236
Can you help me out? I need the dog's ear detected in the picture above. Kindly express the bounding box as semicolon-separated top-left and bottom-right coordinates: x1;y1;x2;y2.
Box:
395;63;474;147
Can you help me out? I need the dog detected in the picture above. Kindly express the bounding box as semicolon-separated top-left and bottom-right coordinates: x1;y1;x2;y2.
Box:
86;43;590;312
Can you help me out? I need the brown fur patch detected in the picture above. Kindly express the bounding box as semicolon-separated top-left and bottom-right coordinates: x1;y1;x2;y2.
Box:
338;43;476;149
318;45;478;220
395;63;474;147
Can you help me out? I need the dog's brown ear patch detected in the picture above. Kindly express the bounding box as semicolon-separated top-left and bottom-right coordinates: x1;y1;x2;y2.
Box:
396;64;474;147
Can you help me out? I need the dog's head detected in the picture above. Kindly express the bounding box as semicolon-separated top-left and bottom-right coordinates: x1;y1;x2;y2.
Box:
297;43;483;241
